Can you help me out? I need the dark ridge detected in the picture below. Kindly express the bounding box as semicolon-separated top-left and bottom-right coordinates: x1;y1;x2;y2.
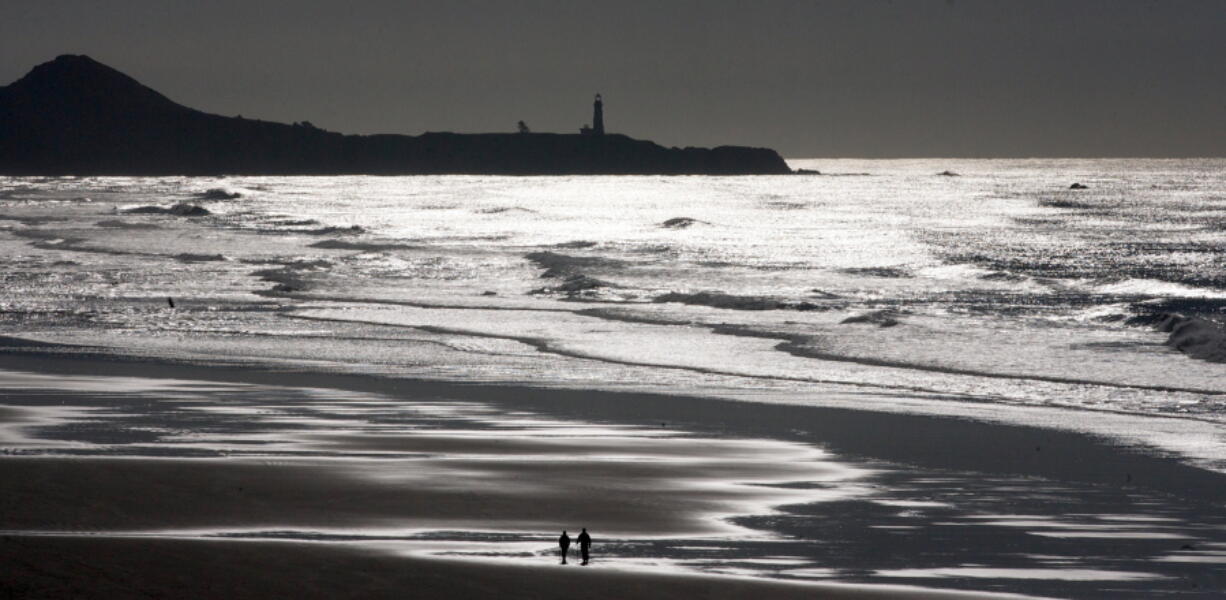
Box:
95;219;160;229
0;55;791;176
528;274;616;296
1125;299;1226;364
652;291;839;312
524;251;628;278
659;217;707;229
173;253;227;262
197;188;242;200
120;203;210;216
840;266;913;279
307;239;419;252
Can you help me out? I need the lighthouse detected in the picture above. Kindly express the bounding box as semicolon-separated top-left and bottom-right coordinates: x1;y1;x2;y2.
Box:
593;94;604;136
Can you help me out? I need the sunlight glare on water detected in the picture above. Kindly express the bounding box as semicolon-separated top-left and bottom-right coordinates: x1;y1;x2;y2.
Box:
1;158;1224;465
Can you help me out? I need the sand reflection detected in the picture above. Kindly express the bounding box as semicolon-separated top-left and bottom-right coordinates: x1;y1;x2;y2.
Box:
0;368;870;560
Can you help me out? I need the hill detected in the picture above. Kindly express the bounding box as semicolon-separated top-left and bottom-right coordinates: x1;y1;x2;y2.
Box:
0;55;791;175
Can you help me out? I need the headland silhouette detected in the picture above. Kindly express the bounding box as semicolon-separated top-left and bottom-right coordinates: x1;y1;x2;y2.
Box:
0;55;791;176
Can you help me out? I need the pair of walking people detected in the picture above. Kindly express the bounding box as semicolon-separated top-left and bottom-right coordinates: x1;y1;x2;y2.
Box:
558;528;591;565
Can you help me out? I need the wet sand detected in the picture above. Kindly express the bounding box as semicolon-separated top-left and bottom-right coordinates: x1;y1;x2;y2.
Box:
2;343;1225;597
0;537;1031;600
0;352;1033;600
0;450;847;537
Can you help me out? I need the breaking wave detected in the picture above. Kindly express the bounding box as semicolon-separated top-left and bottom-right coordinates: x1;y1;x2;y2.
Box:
1165;317;1226;363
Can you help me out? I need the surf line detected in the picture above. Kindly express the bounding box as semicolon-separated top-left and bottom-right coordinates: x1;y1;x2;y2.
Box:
282;301;1226;398
282;313;1035;401
575;308;1226;398
286;311;1226;420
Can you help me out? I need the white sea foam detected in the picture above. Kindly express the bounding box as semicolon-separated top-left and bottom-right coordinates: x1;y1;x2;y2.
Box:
1093;278;1226;299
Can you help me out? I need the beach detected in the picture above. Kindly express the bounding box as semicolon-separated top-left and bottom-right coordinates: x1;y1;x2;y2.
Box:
2;344;1223;598
2;163;1225;597
0;350;1051;600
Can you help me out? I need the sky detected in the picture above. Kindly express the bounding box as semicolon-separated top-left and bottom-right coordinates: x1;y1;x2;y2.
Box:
2;0;1223;157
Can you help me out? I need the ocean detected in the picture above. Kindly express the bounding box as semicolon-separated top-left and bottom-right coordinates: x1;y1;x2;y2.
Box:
1;159;1224;596
3;159;1222;442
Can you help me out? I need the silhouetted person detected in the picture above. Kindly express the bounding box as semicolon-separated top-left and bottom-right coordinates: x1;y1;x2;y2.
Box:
558;530;571;564
577;528;592;565
167;297;175;309
517;120;530;134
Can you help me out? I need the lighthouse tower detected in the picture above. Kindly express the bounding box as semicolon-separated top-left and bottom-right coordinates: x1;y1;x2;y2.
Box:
593;94;604;136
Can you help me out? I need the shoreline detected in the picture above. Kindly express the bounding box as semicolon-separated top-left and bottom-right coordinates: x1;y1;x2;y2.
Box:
3;337;1223;505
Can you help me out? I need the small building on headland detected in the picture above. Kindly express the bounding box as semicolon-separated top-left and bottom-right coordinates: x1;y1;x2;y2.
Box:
579;94;605;136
